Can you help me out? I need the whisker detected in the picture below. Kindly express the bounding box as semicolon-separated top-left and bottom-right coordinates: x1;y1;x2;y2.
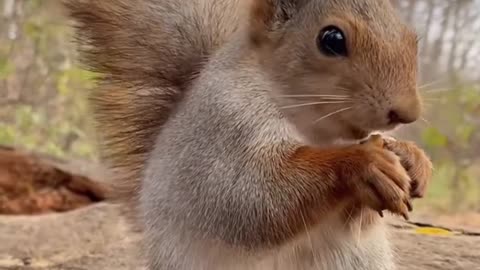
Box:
300;211;321;270
313;107;353;123
418;79;444;90
277;96;352;101
280;101;352;110
421;102;434;108
330;86;351;92
422;97;441;101
286;85;352;93
420;117;430;125
421;98;440;106
276;94;350;98
344;207;355;233
355;209;363;246
424;88;453;94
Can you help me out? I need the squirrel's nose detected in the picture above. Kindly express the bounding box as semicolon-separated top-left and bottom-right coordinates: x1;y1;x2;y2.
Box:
387;98;421;125
387;92;422;125
387;107;419;125
388;110;413;124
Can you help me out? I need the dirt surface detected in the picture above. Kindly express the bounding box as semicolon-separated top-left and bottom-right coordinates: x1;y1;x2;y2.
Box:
390;220;480;270
0;203;142;270
0;202;478;270
0;145;108;215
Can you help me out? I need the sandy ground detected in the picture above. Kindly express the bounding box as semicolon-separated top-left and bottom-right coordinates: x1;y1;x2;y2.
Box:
0;203;142;270
0;202;479;270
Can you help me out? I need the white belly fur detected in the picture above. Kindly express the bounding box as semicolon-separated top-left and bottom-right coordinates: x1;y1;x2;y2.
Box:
180;221;395;270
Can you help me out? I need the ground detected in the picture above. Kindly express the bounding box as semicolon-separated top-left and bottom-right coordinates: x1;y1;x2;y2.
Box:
1;203;480;270
0;146;479;270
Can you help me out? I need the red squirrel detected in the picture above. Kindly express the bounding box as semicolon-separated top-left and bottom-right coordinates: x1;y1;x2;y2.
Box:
65;0;433;269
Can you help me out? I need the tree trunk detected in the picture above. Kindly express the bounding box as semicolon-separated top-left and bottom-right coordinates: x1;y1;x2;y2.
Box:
422;0;436;56
420;0;437;82
430;1;454;77
405;0;418;25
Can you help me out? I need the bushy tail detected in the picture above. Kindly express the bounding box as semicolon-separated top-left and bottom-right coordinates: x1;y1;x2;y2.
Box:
64;0;295;225
63;0;244;217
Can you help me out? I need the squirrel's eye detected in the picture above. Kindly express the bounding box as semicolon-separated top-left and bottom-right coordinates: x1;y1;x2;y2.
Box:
317;26;348;57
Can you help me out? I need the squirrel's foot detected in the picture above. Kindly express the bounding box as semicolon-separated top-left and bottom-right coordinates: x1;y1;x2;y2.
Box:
383;139;433;199
342;134;412;220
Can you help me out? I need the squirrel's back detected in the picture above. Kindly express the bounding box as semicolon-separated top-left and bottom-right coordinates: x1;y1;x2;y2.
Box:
64;0;249;211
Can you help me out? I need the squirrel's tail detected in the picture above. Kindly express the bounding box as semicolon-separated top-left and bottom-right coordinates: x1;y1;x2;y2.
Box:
63;0;247;215
64;0;288;222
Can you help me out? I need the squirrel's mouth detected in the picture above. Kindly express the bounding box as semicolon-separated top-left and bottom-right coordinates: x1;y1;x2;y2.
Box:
348;125;371;140
348;120;403;140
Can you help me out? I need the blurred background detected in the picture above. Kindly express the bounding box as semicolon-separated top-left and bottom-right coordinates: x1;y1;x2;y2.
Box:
0;0;479;226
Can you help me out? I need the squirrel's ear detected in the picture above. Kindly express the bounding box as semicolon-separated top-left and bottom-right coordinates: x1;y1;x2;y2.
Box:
249;0;303;46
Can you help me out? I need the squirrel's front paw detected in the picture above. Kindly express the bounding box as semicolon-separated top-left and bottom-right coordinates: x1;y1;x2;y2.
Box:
383;140;433;199
345;135;412;220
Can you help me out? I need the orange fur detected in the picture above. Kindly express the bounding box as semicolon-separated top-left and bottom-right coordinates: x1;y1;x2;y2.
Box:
384;140;433;198
272;135;415;237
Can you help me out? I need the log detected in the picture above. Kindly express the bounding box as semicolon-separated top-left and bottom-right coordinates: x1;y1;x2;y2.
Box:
0;145;108;215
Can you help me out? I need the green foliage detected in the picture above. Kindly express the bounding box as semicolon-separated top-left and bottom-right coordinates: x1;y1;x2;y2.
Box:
0;56;14;79
0;2;98;160
418;84;480;212
422;127;448;148
455;124;475;146
421;85;480;150
415;161;480;212
24;20;43;41
1;103;97;159
0;124;16;145
57;67;97;96
25;0;43;11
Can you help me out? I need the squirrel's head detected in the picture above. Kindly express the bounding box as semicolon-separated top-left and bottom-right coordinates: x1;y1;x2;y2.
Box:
250;0;421;144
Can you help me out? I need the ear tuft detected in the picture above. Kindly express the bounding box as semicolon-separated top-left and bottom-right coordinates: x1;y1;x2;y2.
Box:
249;0;304;46
249;0;276;46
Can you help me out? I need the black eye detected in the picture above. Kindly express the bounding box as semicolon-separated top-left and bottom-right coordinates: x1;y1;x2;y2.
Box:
317;26;348;57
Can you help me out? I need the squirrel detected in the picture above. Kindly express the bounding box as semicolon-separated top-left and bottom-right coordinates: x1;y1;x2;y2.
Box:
64;0;433;269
